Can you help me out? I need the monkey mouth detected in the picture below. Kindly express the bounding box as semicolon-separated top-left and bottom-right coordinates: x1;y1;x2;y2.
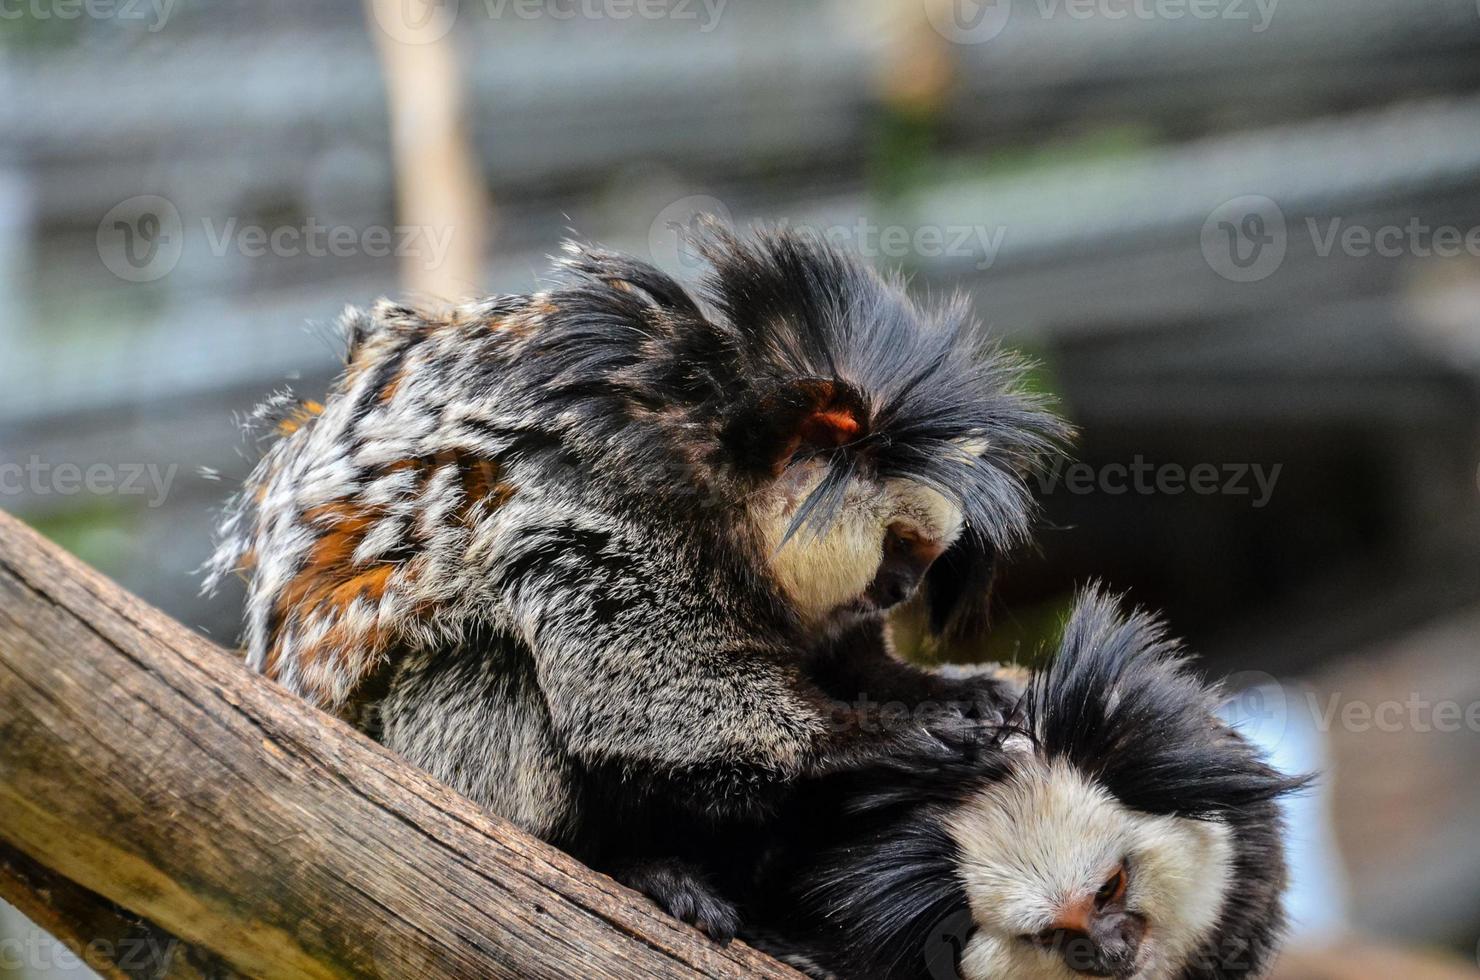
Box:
833;579;925;624
836;593;884;619
815;595;882;635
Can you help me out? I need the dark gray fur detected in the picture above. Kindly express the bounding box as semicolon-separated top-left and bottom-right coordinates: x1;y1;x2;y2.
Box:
205;226;1065;938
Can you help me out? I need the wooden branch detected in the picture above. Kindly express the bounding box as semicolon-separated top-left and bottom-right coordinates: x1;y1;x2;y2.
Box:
0;509;800;980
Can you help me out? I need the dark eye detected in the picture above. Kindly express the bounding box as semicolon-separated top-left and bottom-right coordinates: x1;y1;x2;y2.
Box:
1096;865;1128;907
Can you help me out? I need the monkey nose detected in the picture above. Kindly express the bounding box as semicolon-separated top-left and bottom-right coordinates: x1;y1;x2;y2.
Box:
1047;899;1143;978
1091;912;1145;976
865;570;917;610
1074;916;1143;978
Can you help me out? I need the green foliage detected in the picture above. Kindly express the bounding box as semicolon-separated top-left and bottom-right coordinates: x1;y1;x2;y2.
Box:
29;502;139;578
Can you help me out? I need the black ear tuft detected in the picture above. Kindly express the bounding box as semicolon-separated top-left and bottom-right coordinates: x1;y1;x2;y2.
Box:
924;537;997;640
694;223;1070;549
1030;588;1312;819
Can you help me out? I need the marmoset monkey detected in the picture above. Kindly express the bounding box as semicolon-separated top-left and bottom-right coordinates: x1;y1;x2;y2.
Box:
743;590;1305;980
206;226;1065;938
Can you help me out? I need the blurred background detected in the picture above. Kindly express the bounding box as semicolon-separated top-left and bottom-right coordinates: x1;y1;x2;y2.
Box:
2;0;1479;976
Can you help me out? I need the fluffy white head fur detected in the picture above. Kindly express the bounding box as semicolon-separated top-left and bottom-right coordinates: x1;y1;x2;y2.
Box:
948;758;1233;980
752;463;964;625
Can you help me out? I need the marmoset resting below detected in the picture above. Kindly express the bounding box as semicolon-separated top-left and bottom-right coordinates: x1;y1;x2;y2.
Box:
740;590;1306;980
206;225;1066;939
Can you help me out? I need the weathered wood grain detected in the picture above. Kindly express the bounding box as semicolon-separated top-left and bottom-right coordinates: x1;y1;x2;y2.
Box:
0;509;800;979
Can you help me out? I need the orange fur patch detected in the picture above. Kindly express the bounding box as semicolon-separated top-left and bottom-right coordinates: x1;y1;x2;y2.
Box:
265;446;518;706
276;400;324;436
799;408;861;448
272;503;383;648
269;499;400;704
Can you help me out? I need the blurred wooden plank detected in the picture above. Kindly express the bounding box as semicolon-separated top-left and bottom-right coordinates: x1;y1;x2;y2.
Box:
0;843;237;980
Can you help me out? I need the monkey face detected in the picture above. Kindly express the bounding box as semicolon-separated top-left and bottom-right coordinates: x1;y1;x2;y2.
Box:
687;228;1066;634
750;462;964;628
947;758;1234;980
755;593;1298;980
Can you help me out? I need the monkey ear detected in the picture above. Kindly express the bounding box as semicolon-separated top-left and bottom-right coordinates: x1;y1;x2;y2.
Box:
723;379;867;476
924;537;997;640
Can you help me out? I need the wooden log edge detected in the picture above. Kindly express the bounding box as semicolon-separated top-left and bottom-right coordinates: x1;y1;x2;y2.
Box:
0;508;800;979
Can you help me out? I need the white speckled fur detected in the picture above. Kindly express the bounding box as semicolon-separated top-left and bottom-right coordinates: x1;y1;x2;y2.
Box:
951;758;1233;980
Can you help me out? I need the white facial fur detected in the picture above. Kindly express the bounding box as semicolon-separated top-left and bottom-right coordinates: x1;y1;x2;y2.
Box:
751;463;964;626
948;758;1233;980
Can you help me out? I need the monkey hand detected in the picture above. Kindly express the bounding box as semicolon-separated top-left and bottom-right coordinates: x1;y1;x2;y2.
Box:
921;663;1026;729
613;858;741;944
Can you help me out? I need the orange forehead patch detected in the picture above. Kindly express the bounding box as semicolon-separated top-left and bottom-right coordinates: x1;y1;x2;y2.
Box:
799;408;861;449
